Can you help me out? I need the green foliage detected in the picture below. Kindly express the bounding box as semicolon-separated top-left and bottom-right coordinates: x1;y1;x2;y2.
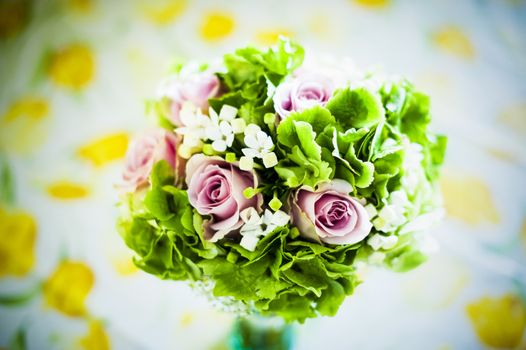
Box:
118;161;221;281
0;154;15;205
380;79;447;182
210;38;304;127
326;87;385;129
201;225;361;322
119;161;360;322
275;107;334;188
118;41;447;323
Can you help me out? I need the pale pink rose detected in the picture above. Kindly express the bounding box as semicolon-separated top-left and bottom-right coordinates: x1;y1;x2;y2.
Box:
122;129;182;192
166;72;220;126
291;180;372;245
273;73;333;120
186;154;263;242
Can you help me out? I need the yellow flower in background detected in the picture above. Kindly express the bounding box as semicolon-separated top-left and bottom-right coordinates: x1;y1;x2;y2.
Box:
0;0;29;39
255;28;294;46
200;11;235;42
46;181;90;200
79;320;110;350
440;171;500;225
43;261;94;317
0;208;37;277
141;0;187;25
111;259;138;276
67;0;93;14
180;312;194;328
432;26;475;60
0;97;50;155
77;132;129;167
2;97;49;123
353;0;390;8
466;294;526;348
48;44;94;90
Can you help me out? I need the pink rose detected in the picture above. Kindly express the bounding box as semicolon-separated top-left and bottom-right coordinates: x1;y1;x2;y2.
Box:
186;154;263;242
291;180;372;245
166;72;220;126
122;129;182;192
273;73;333;120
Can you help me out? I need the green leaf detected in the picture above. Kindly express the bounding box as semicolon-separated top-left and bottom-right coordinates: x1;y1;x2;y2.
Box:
0;154;15;205
144;186;173;221
265;290;316;323
281;258;329;297
316;280;346;316
119;216;158;257
387;249;427;272
275;147;332;188
223;54;264;88
200;255;276;301
10;327;27;350
326;87;385;129
209;90;245;111
282;106;336;139
320;127;375;189
0;283;41;307
275;107;334;188
150;160;175;187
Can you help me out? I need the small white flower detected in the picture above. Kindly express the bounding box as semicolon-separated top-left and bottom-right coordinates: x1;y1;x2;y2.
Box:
389;190;409;208
266;79;277;99
401;139;425;194
376;204;406;233
239;208;290;251
174;102;212;158
230;118;247;134
262;152;278;168
175;102;212;139
262;209;290;233
206;121;234;152
239;235;260;252
239;156;254;171
373;190;411;233
239;208;265;251
364;203;378;218
245;124;261;137
367;234;398;251
204;105;242;152
242;125;277;168
399;209;445;235
240;207;263;226
243;130;274;157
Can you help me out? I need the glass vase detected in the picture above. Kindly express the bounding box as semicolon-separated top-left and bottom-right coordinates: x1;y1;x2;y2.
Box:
228;314;294;350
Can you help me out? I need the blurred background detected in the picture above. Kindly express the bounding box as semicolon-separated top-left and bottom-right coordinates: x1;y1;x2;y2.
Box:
0;0;525;349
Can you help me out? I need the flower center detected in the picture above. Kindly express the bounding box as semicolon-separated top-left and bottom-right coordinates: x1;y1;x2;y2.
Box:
315;195;353;230
204;175;229;203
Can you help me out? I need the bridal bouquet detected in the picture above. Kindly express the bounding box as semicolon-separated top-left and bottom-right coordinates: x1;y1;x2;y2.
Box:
117;38;446;322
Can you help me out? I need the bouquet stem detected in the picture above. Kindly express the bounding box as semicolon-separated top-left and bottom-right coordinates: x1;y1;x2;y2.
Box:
228;315;294;350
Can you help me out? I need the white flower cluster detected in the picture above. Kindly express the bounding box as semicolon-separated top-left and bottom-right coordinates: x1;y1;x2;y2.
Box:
401;140;425;194
175;103;246;157
239;208;290;251
367;190;410;234
175;104;279;170
240;124;278;170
